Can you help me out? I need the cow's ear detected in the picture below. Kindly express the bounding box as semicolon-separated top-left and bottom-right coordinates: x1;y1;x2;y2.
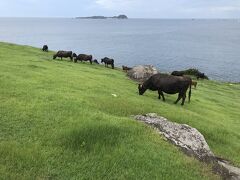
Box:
138;84;142;88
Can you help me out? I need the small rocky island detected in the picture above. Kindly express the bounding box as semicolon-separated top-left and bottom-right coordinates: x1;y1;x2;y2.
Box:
76;15;128;19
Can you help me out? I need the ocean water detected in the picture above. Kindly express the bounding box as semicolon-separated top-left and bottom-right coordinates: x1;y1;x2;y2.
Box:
0;18;240;82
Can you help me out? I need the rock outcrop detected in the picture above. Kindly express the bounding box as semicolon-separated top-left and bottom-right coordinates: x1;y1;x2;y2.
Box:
127;65;159;82
134;113;240;180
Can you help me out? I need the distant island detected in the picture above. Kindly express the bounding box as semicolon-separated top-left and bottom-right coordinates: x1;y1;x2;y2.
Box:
76;15;128;19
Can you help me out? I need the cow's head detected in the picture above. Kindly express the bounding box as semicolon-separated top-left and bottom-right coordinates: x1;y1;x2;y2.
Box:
138;84;147;95
72;53;77;58
53;54;57;59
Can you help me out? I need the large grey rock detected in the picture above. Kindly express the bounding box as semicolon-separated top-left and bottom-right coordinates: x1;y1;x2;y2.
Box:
135;113;214;161
134;113;240;180
127;65;159;82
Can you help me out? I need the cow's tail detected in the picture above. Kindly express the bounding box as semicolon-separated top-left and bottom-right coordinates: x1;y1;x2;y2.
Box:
188;82;192;103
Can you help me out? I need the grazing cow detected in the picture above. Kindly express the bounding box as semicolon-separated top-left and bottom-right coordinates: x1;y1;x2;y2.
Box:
93;59;99;64
42;45;48;52
53;51;73;61
138;74;192;106
101;57;114;69
171;71;184;76
191;81;197;89
73;53;93;64
122;65;132;72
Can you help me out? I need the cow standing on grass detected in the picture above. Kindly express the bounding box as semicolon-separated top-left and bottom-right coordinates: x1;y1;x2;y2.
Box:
101;57;114;69
42;45;48;52
191;81;198;89
138;74;192;106
53;51;73;61
73;53;93;64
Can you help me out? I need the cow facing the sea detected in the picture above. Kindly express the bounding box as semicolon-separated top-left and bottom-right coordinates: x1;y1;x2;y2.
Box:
101;57;114;69
138;74;192;106
53;51;73;61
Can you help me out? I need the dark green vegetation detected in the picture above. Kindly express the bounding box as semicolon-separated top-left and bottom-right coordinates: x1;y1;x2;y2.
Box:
0;42;239;179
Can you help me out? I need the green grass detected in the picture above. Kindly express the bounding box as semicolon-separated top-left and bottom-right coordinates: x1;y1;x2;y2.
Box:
1;42;239;179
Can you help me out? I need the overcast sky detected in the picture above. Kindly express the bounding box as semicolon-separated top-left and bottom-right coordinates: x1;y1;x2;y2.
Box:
1;0;240;18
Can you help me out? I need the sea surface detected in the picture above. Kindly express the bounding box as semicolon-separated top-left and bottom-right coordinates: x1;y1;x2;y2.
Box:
0;18;240;82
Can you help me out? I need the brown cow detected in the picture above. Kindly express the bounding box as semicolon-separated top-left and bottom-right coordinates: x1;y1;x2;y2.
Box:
191;81;197;89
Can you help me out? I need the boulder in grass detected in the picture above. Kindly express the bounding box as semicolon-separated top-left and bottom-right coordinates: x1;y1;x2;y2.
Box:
127;65;159;82
134;113;240;180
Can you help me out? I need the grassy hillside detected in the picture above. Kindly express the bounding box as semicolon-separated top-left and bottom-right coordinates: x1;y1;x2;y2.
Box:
0;42;239;179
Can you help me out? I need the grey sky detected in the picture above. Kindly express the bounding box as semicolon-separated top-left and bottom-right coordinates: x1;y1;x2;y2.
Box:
0;0;240;18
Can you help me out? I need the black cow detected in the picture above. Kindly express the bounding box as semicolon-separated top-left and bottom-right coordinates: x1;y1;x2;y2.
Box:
73;53;93;64
42;45;48;52
138;74;192;106
101;57;114;69
93;59;99;64
53;51;73;61
122;65;132;72
171;71;184;76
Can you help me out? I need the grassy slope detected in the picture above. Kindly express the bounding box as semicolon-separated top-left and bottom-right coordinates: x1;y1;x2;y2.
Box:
0;42;239;179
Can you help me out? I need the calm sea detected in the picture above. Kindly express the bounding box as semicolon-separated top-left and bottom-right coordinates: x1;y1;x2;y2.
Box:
0;18;240;82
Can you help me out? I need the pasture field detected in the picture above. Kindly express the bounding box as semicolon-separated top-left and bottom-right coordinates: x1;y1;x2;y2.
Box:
0;42;239;179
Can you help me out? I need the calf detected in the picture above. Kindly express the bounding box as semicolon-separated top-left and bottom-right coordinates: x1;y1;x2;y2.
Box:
191;81;197;89
53;51;73;61
138;74;192;106
101;57;114;69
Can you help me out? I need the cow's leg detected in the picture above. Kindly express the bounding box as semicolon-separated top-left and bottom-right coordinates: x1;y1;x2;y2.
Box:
181;93;187;106
160;91;165;101
158;90;161;99
174;93;182;104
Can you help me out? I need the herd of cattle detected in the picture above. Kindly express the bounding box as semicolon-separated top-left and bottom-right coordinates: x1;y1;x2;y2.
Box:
42;45;205;106
42;45;114;69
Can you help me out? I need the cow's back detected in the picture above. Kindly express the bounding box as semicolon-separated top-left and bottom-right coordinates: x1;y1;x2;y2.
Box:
148;74;190;94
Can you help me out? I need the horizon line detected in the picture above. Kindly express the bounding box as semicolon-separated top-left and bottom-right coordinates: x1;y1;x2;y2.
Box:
0;16;239;19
